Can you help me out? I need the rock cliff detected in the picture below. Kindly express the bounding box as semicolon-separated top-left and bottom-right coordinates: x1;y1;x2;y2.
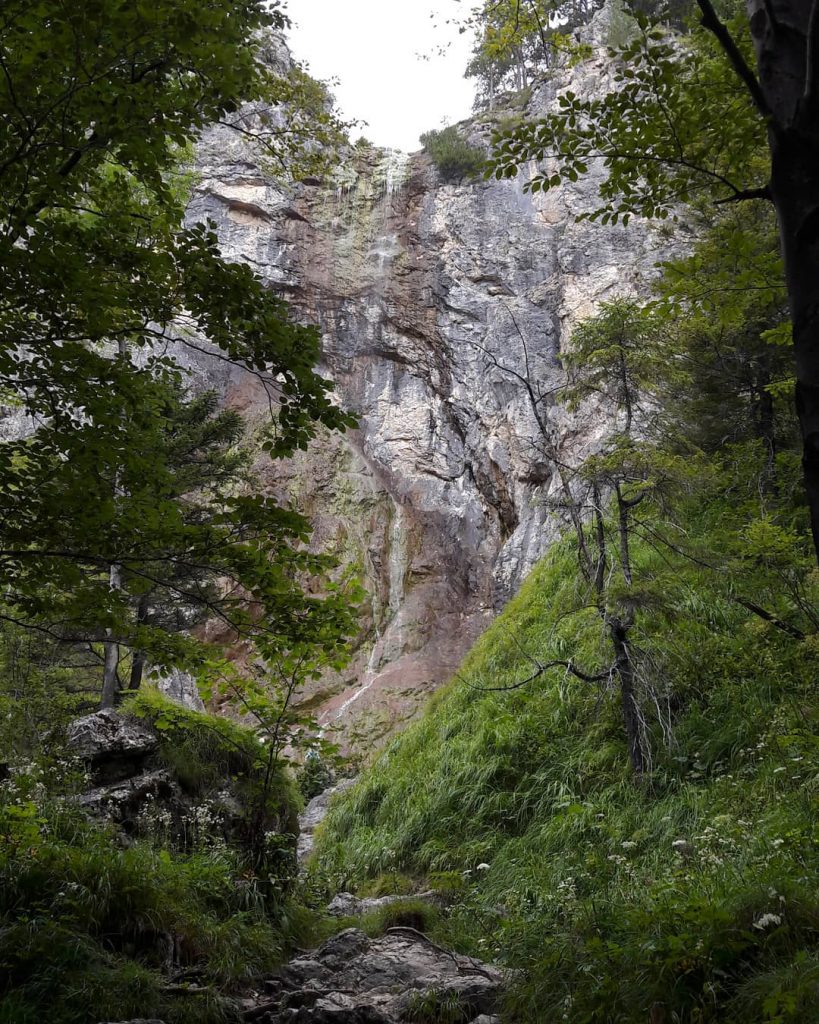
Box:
183;12;675;756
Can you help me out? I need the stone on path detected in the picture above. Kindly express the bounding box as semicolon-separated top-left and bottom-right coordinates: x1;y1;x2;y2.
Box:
249;926;505;1023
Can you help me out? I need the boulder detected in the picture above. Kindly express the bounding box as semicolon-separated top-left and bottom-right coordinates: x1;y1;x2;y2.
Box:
325;891;441;918
79;768;181;830
251;927;505;1023
67;709;158;783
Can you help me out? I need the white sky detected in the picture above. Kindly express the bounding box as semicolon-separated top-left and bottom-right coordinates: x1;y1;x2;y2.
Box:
286;1;476;153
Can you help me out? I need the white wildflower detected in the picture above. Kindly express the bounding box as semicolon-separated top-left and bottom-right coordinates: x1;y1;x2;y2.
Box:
753;913;782;930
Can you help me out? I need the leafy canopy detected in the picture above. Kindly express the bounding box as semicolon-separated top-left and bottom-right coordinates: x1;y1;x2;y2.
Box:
0;0;358;696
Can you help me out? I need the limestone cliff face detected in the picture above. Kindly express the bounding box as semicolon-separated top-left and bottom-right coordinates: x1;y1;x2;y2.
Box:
184;20;674;756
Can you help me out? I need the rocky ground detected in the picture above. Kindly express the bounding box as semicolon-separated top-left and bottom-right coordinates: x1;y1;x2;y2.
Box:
103;925;504;1024
73;711;505;1024
240;927;504;1024
102;928;504;1024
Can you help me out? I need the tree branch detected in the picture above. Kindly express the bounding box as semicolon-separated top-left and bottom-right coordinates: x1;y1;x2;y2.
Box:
735;597;805;639
694;0;772;122
462;658;612;693
714;184;773;204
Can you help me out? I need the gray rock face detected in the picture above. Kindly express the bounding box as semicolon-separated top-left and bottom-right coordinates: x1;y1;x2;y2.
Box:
151;666;206;712
298;778;357;863
67;710;294;853
67;709;158;782
183;8;676;755
253;927;505;1023
78;768;180;826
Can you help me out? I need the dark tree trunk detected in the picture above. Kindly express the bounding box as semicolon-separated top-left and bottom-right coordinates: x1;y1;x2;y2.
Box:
772;141;819;557
592;482;607;599
127;595;150;692
615;484;633;585
608;615;646;776
128;650;147;692
745;0;819;560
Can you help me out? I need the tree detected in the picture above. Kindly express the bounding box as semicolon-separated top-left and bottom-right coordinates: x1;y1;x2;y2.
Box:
458;0;597;107
488;0;819;563
117;387;250;697
0;0;357;703
470;301;685;774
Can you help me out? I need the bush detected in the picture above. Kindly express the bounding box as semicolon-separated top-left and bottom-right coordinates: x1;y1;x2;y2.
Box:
360;898;440;937
419;127;485;183
125;689;301;871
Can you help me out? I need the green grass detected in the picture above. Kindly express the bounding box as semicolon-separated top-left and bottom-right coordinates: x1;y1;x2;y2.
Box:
0;800;281;1022
0;694;305;1024
315;521;819;1023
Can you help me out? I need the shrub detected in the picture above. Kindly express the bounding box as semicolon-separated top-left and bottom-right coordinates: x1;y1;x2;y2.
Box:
360;898;440;937
125;689;301;872
419;127;485;183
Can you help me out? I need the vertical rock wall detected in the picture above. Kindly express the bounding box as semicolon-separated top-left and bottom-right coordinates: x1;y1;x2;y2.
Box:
183;22;675;756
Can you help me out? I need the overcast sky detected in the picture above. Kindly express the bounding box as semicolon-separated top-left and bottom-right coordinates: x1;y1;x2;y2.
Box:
286;1;476;153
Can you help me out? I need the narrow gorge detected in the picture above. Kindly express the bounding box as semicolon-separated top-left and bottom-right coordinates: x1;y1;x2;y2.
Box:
181;14;673;754
7;3;817;1021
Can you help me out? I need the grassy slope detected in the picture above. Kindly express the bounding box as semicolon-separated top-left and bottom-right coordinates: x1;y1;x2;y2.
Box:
315;527;819;1023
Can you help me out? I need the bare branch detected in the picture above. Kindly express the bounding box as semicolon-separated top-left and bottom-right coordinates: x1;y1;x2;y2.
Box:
714;184;773;205
735;597;806;639
460;657;612;693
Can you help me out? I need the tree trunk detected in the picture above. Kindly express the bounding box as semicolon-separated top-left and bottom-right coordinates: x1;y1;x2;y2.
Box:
128;594;150;691
100;337;128;709
100;562;121;709
592;481;607;600
772;143;819;558
608;615;646;776
745;0;819;561
615;484;633;585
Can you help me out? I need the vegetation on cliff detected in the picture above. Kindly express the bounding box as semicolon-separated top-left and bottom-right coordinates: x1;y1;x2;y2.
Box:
314;173;819;1020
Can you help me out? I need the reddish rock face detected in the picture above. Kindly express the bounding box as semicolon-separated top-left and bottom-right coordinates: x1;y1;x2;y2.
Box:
181;32;675;758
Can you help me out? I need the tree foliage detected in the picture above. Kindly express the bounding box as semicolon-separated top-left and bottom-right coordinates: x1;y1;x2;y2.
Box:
0;0;358;705
487;0;819;564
